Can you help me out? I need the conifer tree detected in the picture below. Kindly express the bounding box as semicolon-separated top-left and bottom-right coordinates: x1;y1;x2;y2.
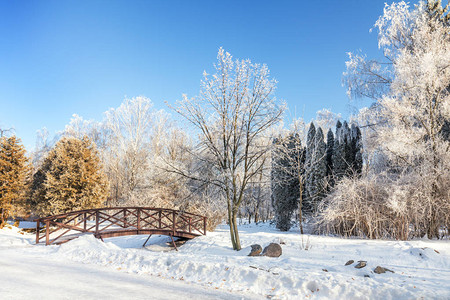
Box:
31;136;108;216
350;124;363;175
342;121;353;176
332;120;347;180
304;124;328;212
304;123;316;212
325;128;334;185
311;127;327;210
271;134;302;231
0;136;29;227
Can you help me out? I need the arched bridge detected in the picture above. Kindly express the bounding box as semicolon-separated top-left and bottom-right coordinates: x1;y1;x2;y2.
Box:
35;207;207;249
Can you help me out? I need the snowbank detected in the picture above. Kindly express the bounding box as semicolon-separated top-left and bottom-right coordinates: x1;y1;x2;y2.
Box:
1;222;449;299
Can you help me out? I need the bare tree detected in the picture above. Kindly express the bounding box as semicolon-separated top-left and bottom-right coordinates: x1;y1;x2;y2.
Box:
0;127;14;138
173;48;285;250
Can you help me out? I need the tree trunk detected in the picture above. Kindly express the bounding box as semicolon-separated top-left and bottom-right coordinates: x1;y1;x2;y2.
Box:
298;175;304;234
227;197;237;249
231;208;241;250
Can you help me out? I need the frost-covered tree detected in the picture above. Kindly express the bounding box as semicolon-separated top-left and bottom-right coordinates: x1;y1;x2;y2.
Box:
314;109;342;135
30;128;56;169
0;136;29;226
31;137;108;216
103;97;155;204
333;0;450;239
63;114;106;150
174;48;285;250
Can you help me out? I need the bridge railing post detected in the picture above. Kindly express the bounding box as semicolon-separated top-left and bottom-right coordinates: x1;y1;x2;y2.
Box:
159;210;162;229
137;208;141;233
95;210;99;234
35;219;40;244
123;208;127;228
45;220;50;245
203;216;207;235
83;213;87;231
172;211;176;235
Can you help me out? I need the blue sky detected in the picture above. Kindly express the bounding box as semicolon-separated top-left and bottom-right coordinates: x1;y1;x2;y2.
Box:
0;0;413;149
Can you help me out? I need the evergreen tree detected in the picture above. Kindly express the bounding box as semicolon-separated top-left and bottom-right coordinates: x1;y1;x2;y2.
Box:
342;121;353;176
332;120;347;180
311;127;327;211
31;136;109;216
0;136;29;227
305;124;328;212
331;121;364;181
350;124;363;175
271;135;301;231
304;123;316;212
326;128;334;186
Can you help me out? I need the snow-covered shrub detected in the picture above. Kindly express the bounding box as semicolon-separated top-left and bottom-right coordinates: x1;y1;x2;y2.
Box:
315;170;450;240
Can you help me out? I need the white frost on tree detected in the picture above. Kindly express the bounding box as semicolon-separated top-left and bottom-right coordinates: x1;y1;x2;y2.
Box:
174;48;285;250
327;0;450;239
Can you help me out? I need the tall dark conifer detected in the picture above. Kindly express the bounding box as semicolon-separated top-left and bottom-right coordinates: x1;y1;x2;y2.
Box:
271;135;301;231
304;123;316;212
351;124;363;175
332;120;346;180
326;128;334;179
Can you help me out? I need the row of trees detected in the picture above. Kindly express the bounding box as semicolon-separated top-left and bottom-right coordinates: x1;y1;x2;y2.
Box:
0;134;109;227
271;120;363;232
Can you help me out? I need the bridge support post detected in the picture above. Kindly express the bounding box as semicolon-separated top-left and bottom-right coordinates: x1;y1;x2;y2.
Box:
169;233;178;251
142;234;152;247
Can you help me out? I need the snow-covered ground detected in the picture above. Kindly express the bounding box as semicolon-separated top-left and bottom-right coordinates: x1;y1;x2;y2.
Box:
1;222;449;299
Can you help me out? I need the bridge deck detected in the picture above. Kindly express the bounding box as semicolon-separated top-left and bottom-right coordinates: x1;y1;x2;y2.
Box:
37;229;200;245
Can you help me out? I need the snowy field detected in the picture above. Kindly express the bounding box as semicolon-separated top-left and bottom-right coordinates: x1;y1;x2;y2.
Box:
1;222;449;299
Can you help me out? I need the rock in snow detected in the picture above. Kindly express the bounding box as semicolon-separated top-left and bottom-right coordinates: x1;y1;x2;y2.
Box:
354;261;367;269
261;243;282;257
374;266;394;274
248;244;262;256
345;260;354;266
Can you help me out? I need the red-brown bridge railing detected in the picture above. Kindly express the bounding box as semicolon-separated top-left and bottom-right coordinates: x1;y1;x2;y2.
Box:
35;207;207;246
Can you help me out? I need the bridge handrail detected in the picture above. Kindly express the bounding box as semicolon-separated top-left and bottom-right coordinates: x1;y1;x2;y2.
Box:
36;207;205;221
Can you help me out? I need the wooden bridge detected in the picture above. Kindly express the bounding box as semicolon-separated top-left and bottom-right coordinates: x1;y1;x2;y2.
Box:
35;207;207;249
